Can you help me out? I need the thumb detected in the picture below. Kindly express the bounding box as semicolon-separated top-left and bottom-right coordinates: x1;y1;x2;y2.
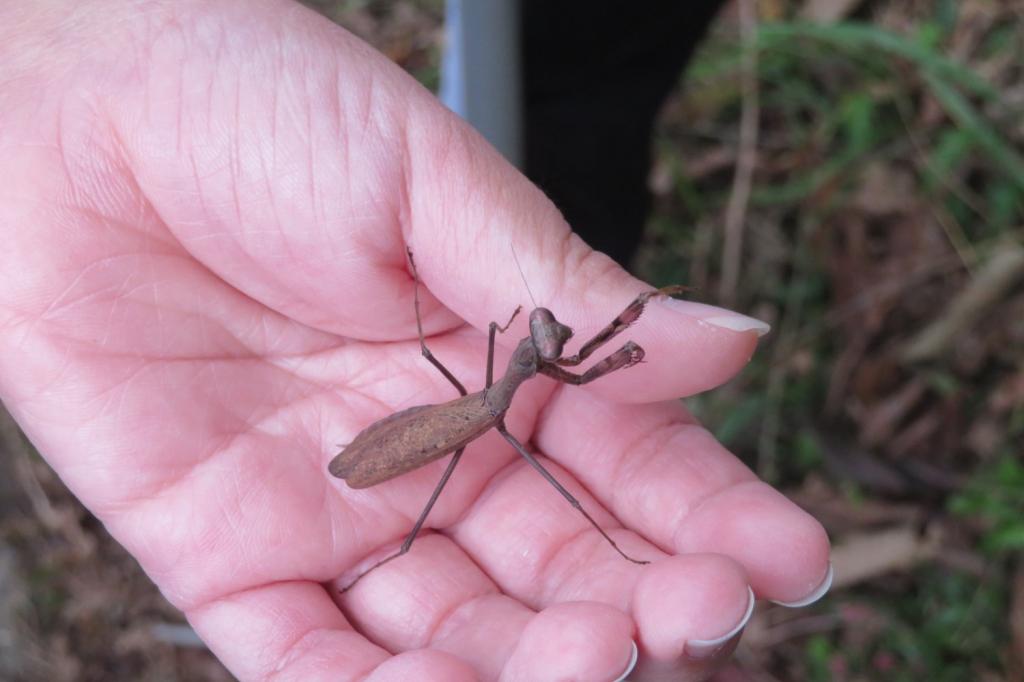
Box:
412;205;769;403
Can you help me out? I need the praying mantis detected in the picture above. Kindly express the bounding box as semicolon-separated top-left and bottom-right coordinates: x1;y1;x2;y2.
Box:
330;248;685;589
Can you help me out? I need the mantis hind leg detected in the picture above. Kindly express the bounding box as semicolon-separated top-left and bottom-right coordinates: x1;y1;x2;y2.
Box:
407;247;467;396
340;446;466;592
496;421;649;566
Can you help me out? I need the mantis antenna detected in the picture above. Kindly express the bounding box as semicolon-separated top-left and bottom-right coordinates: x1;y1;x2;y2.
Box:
509;243;539;309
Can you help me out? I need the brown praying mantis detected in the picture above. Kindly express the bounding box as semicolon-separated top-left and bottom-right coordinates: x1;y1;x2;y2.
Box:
329;248;686;590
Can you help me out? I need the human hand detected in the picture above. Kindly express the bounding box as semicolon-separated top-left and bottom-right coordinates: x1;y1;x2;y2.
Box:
0;2;831;680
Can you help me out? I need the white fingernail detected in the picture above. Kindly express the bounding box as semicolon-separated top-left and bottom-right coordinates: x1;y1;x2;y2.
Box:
661;299;771;337
771;562;834;608
684;586;756;660
611;640;638;682
702;315;771;337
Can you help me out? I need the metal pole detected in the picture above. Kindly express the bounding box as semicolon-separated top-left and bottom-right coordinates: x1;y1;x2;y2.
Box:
439;0;522;167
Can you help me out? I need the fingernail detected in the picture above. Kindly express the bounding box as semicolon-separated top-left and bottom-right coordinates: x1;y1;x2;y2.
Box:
661;299;771;337
684;586;756;660
771;562;834;608
611;640;638;682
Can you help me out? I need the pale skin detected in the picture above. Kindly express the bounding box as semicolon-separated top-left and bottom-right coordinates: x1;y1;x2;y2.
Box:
0;2;830;681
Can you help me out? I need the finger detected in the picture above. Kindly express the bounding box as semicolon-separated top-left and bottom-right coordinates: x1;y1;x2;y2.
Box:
188;580;387;681
672;480;833;605
443;446;759;678
632;556;754;679
364;651;477;682
417;236;769;402
536;388;832;604
338;534;635;681
338;535;499;653
500;602;635;682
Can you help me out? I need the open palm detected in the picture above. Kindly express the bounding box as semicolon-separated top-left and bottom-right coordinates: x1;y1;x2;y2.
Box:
0;2;830;680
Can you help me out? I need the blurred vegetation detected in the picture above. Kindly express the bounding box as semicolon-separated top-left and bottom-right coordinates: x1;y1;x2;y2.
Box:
1;0;1021;680
635;1;1023;679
